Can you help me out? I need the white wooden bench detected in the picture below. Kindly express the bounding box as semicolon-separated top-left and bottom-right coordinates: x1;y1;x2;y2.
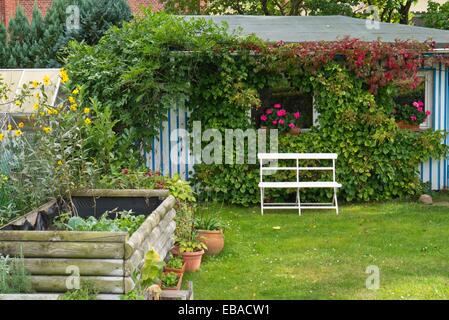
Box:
258;153;342;215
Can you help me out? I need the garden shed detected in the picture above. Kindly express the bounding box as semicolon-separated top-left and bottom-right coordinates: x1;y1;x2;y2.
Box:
146;15;449;191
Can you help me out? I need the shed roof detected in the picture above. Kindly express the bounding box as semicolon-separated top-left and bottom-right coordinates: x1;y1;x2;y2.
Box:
183;15;449;46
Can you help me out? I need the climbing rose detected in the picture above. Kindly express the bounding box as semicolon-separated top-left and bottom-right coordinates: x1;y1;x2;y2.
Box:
413;101;420;108
278;119;285;125
410;115;417;121
266;108;273;115
426;110;431;116
272;120;277;125
261;115;267;121
273;103;282;109
417;107;423;112
288;123;295;128
294;112;301;119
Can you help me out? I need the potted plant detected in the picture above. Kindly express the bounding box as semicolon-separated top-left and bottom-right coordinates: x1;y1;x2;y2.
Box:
179;239;207;272
164;254;186;274
260;103;302;135
171;204;196;256
195;216;226;256
161;271;183;291
394;100;430;131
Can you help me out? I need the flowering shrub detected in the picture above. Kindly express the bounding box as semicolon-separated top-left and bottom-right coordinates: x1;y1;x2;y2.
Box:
394;100;430;125
260;103;301;133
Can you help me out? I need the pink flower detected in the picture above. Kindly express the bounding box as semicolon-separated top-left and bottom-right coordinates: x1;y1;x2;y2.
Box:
260;115;267;121
272;120;277;125
293;112;301;119
278;119;285;125
277;109;287;117
410;115;417;122
417;107;423;112
426;110;431;116
288;123;295;128
273;103;282;109
266;108;273;115
412;101;420;108
418;101;424;107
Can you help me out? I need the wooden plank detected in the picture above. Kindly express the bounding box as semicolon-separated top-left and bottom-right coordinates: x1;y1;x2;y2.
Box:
0;241;125;259
124;198;175;258
71;189;169;198
0;293;122;300
23;258;124;276
0;199;57;230
0;231;128;243
30;276;125;294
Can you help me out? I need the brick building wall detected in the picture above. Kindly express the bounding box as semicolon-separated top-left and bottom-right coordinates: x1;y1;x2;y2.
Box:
0;0;163;26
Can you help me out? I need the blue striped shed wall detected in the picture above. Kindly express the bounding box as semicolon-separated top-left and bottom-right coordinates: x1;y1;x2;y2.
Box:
419;63;448;190
145;104;194;180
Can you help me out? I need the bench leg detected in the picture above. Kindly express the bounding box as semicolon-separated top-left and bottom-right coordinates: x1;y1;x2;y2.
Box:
333;187;339;215
297;188;302;216
260;188;264;216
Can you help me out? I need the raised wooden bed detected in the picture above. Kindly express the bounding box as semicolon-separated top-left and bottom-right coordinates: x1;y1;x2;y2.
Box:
0;189;177;296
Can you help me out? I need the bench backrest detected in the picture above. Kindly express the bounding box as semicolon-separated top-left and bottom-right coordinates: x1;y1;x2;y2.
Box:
258;153;338;183
258;153;338;160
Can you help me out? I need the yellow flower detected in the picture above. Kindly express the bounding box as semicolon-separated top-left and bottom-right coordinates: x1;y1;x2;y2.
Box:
84;118;92;125
14;100;21;106
15;130;22;137
0;133;4;141
45;108;58;116
43;75;51;86
43;127;52;134
33;103;39;110
59;69;69;84
18;122;24;128
83;107;90;114
32;80;39;88
72;88;79;95
70;104;78;111
35;92;41;99
57;160;63;166
7;124;12;131
68;96;76;104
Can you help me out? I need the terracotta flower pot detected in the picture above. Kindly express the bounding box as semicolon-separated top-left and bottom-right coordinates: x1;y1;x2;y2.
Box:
164;263;186;275
182;250;205;272
289;127;301;135
396;121;420;131
170;244;180;256
196;230;224;255
161;271;183;291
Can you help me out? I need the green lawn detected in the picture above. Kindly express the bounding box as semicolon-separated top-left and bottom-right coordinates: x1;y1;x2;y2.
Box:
184;199;449;300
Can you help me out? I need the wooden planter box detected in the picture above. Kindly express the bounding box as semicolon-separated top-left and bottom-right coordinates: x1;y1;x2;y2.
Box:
0;189;177;297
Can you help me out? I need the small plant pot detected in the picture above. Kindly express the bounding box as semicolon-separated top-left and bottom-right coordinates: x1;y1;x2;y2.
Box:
396;121;420;131
182;250;205;272
161;271;183;291
164;262;186;275
170;244;180;256
196;230;224;255
289;127;301;135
